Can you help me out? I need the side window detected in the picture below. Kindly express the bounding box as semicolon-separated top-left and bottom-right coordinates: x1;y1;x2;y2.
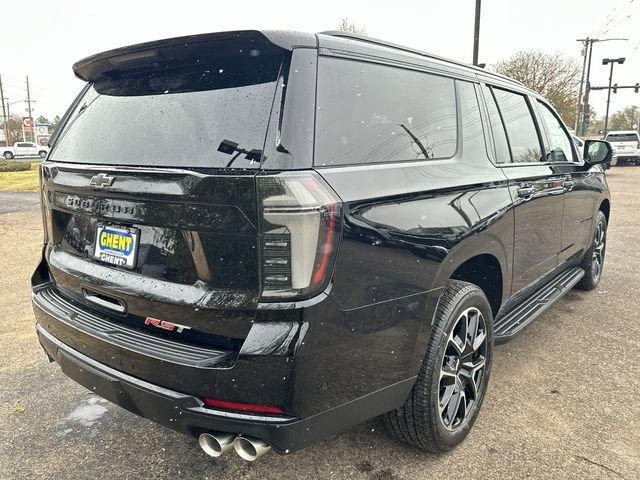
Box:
480;84;511;163
315;57;457;166
457;81;488;162
536;101;574;162
492;88;542;163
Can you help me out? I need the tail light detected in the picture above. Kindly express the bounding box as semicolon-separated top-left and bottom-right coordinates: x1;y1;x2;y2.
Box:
257;171;342;300
39;164;52;245
202;398;284;415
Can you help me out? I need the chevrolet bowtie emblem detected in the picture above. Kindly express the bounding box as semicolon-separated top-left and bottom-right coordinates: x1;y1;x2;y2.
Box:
89;173;115;188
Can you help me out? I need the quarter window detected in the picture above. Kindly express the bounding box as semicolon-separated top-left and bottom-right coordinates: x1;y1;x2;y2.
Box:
492;88;542;163
315;57;457;166
537;101;574;162
457;81;488;162
480;84;511;163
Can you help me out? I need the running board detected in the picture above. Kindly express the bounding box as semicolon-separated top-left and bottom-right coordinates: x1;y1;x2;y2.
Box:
494;267;585;343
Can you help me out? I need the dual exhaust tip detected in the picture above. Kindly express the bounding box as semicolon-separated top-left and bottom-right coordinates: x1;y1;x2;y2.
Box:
199;432;271;461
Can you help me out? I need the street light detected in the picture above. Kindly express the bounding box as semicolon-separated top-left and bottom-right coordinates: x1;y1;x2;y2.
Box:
575;37;628;135
602;57;626;137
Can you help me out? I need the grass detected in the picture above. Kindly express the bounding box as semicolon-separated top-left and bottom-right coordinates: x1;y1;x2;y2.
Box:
0;160;31;172
0;161;41;192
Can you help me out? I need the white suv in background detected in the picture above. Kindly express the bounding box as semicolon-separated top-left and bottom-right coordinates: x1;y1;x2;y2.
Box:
605;130;640;165
2;142;49;159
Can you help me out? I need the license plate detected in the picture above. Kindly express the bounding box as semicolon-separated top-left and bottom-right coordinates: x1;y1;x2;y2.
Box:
94;223;139;269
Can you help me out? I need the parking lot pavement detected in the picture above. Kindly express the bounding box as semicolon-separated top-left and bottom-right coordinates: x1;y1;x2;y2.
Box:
1;168;639;480
0;192;40;215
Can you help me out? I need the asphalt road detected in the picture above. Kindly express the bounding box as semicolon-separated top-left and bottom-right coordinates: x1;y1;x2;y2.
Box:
0;192;40;215
1;168;639;479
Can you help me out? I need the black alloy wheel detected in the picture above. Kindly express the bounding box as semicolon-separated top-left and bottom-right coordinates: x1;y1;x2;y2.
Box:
439;307;488;431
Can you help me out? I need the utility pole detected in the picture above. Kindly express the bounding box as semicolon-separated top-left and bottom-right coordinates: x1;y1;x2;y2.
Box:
602;57;626;137
25;76;35;118
576;37;627;136
472;0;481;66
581;40;594;136
0;75;9;148
24;76;37;142
575;38;589;132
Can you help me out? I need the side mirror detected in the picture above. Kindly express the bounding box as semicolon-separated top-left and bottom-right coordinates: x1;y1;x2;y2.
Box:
583;139;613;165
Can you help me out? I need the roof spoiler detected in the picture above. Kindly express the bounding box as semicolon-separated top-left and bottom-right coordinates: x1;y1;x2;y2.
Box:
73;30;315;82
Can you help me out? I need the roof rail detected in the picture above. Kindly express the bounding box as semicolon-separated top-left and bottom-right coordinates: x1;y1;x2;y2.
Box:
318;30;523;86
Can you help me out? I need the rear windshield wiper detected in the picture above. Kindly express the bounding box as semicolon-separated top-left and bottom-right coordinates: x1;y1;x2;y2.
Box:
217;139;264;168
399;123;433;160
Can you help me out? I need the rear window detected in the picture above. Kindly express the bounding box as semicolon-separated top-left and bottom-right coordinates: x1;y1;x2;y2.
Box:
314;57;457;166
50;54;284;168
605;133;639;142
491;87;542;163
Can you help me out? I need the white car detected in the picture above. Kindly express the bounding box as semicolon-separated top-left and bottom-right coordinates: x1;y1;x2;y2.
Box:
2;141;49;159
604;130;640;165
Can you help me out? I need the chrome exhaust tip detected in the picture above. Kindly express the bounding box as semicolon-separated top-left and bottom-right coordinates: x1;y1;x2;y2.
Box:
233;435;272;461
199;432;236;458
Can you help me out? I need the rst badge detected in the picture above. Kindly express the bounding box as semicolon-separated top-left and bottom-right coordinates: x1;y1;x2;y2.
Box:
93;223;139;269
144;317;192;333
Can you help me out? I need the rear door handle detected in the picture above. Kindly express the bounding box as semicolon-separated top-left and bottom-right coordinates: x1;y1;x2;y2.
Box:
83;289;126;314
517;186;536;197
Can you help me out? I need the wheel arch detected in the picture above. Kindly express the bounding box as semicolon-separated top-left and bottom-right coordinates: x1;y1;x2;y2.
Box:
449;254;503;317
599;198;610;223
432;236;510;319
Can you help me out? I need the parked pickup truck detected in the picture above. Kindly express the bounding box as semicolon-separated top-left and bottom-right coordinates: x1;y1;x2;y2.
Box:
2;141;49;159
604;130;640;165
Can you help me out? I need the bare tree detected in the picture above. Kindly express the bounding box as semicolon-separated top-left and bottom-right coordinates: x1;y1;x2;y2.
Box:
337;17;367;35
493;51;581;128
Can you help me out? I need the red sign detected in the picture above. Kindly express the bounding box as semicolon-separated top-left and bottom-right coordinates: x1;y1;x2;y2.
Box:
22;117;34;128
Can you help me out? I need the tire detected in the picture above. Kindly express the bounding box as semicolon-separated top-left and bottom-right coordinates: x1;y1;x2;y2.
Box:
383;280;494;452
576;210;607;290
38;150;47;158
3;151;14;159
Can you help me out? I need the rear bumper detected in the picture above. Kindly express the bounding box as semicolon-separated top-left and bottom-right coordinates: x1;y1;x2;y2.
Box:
33;279;420;454
36;324;297;452
612;152;640;161
37;324;415;453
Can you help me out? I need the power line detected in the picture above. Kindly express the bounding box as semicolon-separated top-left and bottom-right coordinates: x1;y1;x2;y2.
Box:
629;39;640;59
2;74;52;93
594;0;635;36
601;6;640;36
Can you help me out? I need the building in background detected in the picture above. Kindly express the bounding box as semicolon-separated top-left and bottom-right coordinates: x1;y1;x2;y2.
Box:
35;121;50;146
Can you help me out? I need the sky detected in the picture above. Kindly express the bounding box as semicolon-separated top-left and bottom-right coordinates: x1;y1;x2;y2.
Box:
1;0;639;123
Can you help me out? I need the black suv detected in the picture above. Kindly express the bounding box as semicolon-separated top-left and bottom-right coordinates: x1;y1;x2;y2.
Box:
32;30;612;461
